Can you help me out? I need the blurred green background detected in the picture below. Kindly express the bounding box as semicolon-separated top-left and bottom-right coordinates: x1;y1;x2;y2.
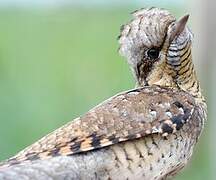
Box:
0;1;214;180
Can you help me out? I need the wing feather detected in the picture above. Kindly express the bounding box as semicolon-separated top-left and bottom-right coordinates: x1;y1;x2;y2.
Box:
2;86;196;166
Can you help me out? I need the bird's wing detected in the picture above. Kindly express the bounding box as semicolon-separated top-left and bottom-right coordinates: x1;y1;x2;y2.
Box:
3;86;196;166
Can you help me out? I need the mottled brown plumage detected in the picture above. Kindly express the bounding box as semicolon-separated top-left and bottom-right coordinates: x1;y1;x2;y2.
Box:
0;7;207;180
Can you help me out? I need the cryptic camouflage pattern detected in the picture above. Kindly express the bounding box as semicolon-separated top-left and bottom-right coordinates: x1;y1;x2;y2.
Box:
0;7;207;180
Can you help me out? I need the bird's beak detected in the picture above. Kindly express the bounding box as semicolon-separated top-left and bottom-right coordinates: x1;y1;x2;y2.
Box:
169;14;189;42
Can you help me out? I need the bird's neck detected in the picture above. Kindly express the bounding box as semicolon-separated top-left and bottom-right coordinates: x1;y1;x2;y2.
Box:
137;50;205;104
170;45;205;104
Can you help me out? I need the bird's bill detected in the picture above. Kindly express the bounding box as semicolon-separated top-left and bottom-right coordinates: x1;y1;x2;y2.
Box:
169;14;189;42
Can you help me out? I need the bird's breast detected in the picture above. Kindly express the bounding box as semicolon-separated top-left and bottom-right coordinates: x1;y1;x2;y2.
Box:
71;129;196;180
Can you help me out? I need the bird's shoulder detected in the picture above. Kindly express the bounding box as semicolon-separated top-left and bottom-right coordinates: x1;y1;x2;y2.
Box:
4;86;197;166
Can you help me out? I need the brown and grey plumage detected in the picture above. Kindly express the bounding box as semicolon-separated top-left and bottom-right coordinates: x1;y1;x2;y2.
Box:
0;8;207;180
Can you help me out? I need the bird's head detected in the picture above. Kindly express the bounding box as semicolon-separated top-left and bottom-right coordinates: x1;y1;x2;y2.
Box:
119;8;196;93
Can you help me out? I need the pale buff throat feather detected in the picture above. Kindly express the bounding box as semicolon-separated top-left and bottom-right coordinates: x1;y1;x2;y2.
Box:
0;8;207;180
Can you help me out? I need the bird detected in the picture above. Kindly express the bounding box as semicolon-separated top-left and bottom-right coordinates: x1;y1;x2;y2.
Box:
0;8;207;180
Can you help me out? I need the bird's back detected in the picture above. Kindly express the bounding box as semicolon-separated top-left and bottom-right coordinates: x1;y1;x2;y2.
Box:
0;86;206;180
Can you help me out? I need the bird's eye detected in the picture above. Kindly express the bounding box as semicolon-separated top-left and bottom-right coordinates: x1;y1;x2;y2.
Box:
147;48;160;60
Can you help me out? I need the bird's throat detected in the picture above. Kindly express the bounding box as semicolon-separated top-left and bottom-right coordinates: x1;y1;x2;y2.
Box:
137;54;204;103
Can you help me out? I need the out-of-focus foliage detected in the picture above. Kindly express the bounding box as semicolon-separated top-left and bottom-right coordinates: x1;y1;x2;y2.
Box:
0;7;212;180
